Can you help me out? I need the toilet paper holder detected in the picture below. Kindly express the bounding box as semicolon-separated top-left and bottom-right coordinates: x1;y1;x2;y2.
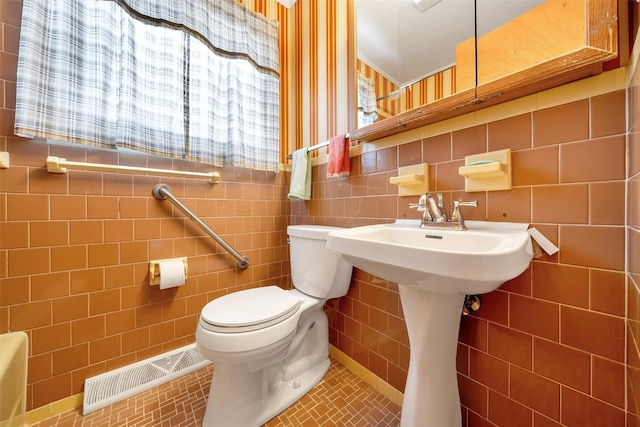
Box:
149;257;188;286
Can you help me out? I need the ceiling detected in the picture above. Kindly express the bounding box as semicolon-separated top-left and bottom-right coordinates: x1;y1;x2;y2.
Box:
357;0;545;88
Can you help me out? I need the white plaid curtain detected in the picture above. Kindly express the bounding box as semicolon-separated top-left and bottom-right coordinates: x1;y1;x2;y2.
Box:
15;0;280;172
358;72;378;127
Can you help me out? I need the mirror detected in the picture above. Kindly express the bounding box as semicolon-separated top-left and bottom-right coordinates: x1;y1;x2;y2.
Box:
356;0;474;128
356;0;547;126
354;0;618;140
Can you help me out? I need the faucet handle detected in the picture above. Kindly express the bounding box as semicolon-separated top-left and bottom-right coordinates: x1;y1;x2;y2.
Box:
450;200;478;230
454;200;478;208
409;194;428;211
410;194;433;222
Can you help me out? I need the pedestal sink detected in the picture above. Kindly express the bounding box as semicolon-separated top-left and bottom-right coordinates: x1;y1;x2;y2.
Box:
326;220;533;427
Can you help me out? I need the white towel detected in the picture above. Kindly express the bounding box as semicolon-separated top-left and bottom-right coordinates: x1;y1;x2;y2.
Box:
287;148;311;200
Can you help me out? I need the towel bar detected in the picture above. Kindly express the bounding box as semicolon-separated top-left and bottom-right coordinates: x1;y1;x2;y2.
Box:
46;156;220;184
286;133;351;159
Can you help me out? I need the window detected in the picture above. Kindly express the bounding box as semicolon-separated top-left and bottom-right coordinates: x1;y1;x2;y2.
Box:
15;0;280;172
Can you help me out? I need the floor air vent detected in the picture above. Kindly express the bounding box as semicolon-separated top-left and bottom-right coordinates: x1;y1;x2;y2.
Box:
83;344;211;415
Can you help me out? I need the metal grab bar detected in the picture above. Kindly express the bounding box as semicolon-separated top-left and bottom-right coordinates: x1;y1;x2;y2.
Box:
152;184;250;270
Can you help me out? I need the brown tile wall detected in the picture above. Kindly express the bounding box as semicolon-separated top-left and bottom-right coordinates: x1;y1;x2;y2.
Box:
0;147;292;411
293;88;628;425
0;0;292;411
1;1;635;426
628;42;640;427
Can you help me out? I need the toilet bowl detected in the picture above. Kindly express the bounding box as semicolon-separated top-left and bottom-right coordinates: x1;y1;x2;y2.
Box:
196;225;353;427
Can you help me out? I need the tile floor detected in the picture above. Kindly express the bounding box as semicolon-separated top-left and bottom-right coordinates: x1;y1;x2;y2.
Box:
31;357;402;426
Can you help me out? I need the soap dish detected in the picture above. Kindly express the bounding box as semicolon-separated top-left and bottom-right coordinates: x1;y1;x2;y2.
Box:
458;160;505;179
459;149;511;192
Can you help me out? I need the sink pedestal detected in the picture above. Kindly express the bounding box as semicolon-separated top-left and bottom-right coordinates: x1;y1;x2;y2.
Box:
325;221;534;426
399;285;465;427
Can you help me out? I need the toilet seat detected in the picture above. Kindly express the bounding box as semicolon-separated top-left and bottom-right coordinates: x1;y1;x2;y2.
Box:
200;286;302;333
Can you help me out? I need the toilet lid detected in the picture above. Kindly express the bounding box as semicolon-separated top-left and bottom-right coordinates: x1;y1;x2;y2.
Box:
200;286;302;333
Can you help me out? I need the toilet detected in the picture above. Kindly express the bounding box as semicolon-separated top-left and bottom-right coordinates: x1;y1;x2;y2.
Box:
195;225;353;427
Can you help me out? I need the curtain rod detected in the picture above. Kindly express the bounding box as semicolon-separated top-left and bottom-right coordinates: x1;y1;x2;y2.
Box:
286;133;351;159
45;156;220;184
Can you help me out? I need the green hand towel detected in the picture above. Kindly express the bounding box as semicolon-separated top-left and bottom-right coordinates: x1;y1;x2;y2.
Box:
288;148;311;200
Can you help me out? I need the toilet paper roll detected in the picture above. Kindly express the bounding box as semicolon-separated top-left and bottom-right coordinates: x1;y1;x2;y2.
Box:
158;259;186;290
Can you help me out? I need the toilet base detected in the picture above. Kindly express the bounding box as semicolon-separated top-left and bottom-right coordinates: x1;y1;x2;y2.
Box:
202;305;330;427
203;357;330;427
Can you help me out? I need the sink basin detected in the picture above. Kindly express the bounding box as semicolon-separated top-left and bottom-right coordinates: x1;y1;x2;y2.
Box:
326;220;533;427
326;221;533;295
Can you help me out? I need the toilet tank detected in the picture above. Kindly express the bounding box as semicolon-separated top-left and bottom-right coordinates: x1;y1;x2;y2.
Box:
287;225;353;299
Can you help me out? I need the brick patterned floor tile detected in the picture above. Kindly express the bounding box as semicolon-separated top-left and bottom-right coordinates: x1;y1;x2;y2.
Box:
31;358;401;426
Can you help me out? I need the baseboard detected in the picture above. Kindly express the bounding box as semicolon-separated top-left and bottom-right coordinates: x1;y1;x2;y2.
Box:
25;393;83;426
328;344;404;407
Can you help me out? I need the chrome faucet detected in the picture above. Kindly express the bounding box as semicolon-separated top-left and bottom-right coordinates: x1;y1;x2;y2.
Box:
410;193;477;230
426;193;447;222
